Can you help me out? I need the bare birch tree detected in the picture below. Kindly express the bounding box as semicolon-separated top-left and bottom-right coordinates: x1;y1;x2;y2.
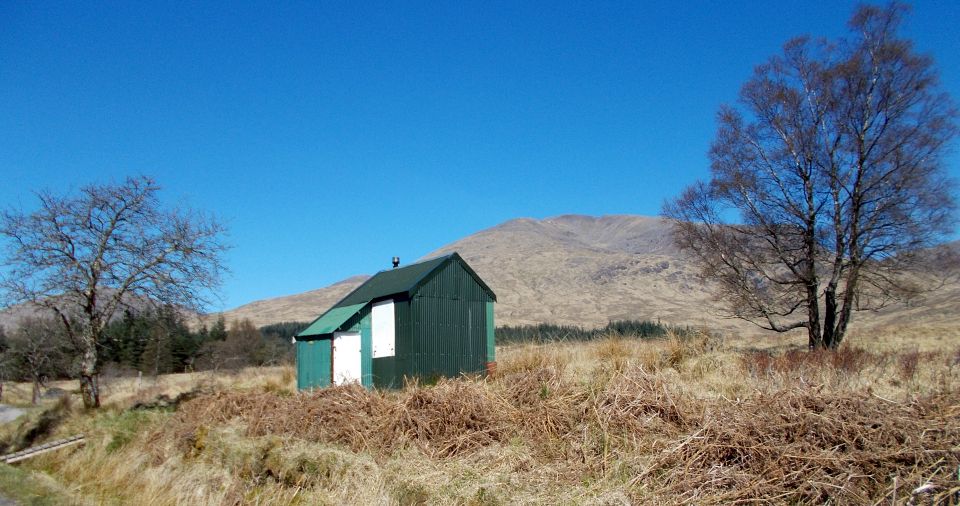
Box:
0;176;227;407
664;3;957;349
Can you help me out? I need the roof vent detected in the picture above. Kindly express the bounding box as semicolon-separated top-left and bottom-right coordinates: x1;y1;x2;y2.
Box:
392;256;400;269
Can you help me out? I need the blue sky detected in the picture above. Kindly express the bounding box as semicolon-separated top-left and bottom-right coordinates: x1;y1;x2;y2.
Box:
1;1;958;312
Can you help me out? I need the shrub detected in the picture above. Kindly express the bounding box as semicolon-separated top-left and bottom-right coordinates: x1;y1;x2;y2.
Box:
495;320;691;344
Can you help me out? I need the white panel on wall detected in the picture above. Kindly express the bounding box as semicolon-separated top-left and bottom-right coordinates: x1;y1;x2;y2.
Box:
371;299;395;358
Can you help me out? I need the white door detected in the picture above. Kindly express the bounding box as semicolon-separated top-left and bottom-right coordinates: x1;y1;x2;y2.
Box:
333;332;362;386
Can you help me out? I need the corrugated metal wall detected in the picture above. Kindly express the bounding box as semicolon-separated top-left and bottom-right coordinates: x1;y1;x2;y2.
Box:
485;301;495;363
406;295;486;377
296;338;332;389
359;311;373;387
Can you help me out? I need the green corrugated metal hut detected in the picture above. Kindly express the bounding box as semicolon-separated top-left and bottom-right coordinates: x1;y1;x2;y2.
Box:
295;252;496;389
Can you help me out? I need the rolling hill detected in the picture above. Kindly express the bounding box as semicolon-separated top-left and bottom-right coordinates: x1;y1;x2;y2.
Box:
209;215;725;330
215;215;730;330
7;214;957;336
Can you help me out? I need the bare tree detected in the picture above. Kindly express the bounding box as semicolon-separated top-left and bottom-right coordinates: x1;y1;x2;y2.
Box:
4;318;67;404
200;319;267;370
0;176;227;407
664;3;957;349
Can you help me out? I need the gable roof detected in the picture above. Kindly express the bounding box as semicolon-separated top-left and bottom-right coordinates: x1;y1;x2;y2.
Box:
335;254;450;307
335;252;496;308
295;252;495;339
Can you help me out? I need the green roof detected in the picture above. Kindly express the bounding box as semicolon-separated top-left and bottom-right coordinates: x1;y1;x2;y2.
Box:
297;303;366;338
335;254;452;307
295;252;496;340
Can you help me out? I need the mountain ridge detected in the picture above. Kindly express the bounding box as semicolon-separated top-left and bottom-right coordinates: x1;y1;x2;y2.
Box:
213;214;958;334
5;214;957;336
201;215;738;332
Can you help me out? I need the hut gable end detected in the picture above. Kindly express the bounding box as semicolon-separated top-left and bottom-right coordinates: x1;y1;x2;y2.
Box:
412;256;494;303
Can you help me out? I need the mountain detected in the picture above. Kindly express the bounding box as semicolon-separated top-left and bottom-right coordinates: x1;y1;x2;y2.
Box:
199;275;370;328
858;240;960;329
7;215;958;336
0;291;189;333
218;215;751;333
0;301;49;331
421;215;730;328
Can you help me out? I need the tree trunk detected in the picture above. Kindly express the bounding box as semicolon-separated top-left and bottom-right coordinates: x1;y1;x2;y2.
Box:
80;373;100;408
31;379;40;405
829;310;851;349
820;287;838;350
806;282;823;349
79;335;100;408
829;283;858;349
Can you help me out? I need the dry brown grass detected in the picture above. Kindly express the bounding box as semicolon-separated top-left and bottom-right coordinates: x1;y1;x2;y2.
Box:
174;380;508;459
2;326;959;504
637;387;959;504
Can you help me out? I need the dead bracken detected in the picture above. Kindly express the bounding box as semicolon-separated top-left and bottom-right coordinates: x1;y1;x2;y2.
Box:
5;331;959;505
166;339;960;505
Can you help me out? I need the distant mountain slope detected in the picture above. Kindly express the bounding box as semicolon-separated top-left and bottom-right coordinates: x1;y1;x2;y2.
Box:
204;275;370;328
9;215;958;336
215;215;960;332
0;301;48;331
420;214;731;329
0;291;190;332
859;240;960;329
217;215;745;332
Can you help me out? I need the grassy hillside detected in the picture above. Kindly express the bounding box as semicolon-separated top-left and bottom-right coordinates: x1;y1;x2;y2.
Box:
214;215;960;336
0;326;958;504
212;215;736;330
